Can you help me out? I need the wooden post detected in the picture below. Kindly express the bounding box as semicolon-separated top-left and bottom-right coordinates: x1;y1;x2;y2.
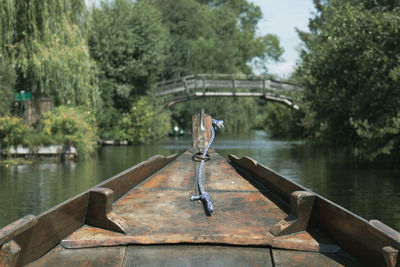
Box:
183;78;189;99
192;110;212;153
0;240;21;267
232;80;236;96
382;246;399;267
202;77;206;95
270;191;316;236
86;188;129;234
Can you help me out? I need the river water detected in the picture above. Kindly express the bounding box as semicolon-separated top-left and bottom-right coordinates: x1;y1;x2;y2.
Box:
0;130;399;231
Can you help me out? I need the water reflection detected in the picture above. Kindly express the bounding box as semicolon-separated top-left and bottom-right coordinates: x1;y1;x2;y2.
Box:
0;130;399;232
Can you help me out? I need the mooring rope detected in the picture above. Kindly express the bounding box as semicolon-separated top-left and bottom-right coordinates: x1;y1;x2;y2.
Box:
191;118;224;215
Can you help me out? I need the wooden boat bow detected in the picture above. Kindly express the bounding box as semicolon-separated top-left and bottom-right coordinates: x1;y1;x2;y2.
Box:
0;110;399;266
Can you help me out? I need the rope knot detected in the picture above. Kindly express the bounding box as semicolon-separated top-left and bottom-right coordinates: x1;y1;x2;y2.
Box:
191;192;214;214
212;119;224;131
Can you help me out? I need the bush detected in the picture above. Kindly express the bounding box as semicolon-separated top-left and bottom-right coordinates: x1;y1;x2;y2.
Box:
42;106;98;156
263;103;304;139
0;116;30;152
115;97;170;144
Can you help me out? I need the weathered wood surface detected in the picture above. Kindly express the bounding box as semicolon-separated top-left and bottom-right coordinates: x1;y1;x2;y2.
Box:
156;74;301;95
0;240;21;267
0;154;176;266
60;151;339;254
155;74;301;109
27;245;272;267
192;109;212;153
271;249;363;267
26;246;125;267
0;215;37;245
229;154;400;267
270;191;316;236
86;188;130;234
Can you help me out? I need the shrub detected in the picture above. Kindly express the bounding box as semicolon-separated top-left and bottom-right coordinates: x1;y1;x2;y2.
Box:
263;103;304;139
42;106;98;156
0;116;30;152
116;97;170;144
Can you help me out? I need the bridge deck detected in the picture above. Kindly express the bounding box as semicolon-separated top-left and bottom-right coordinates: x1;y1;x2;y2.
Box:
154;74;302;109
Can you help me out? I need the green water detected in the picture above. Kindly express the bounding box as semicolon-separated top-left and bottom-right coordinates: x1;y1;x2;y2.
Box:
0;130;399;231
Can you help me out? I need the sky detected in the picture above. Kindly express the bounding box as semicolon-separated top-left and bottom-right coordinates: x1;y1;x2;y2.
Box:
250;0;315;77
86;0;316;78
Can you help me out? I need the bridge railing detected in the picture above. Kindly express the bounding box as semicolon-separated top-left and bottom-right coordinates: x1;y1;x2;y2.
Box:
155;74;302;97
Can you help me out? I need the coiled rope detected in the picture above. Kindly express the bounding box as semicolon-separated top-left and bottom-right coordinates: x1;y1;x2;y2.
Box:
191;118;224;215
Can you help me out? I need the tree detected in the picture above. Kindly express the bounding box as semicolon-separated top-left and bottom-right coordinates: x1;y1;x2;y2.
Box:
149;0;284;133
1;0;99;111
89;0;169;133
297;0;400;161
150;0;283;77
0;59;16;116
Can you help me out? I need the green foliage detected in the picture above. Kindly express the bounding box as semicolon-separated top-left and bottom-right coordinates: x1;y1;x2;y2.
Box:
0;116;30;151
150;0;283;77
42;106;98;156
88;0;169;133
262;103;304;139
114;97;170;144
170;97;258;133
297;0;400;161
0;59;16;116
89;0;169;112
1;0;99;111
149;0;284;133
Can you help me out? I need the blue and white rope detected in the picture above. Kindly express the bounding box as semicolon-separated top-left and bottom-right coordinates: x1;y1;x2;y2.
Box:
191;119;224;215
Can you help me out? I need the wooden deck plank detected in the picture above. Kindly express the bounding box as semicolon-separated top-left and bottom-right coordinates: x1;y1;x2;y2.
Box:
271;249;364;267
60;152;339;253
122;245;273;267
26;246;125;267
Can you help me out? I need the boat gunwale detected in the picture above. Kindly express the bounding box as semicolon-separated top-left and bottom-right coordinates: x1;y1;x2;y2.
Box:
0;153;177;266
229;154;400;267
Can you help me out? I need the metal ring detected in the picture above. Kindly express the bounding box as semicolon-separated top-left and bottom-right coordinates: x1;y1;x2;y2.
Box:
193;153;210;162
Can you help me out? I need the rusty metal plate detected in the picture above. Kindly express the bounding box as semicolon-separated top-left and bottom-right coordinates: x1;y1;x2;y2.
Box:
26;245;125;267
272;249;364;267
122;245;273;267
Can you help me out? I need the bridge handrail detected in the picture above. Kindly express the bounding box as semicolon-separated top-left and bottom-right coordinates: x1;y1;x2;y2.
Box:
154;74;302;110
156;74;302;93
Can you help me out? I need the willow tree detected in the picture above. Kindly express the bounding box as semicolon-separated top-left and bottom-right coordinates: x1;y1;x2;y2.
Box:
0;0;16;115
0;0;99;111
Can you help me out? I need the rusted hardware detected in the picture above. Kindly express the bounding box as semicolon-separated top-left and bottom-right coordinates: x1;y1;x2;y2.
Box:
270;191;316;237
0;240;21;267
86;188;129;234
382;246;399;267
192;152;210;162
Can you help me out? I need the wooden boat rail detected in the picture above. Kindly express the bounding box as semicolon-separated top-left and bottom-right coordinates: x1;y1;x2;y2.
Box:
0;110;399;267
0;154;176;266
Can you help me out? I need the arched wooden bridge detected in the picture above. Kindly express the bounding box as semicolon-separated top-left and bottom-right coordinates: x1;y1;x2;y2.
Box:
155;74;302;110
